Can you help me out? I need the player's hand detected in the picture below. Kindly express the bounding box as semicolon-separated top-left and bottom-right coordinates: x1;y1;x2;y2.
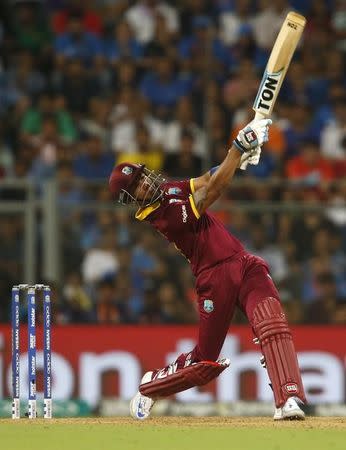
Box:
233;119;272;153
239;146;262;170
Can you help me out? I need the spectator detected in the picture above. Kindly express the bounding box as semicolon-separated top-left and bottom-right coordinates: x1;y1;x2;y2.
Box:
305;1;332;39
55;60;98;113
8;50;46;98
96;278;122;323
130;230;162;312
283;299;304;324
97;1;130;26
179;0;211;37
286;139;335;184
54;11;103;67
207;105;228;151
82;228;119;284
223;59;259;114
12;2;52;54
326;182;346;231
179;15;233;76
332;0;346;51
79;97;112;146
27;131;71;187
111;95;164;153
252;0;290;52
139;284;161;323
0;70;25;118
27;114;66;159
163;131;202;178
104;21;143;65
281;62;310;107
289;212;331;263
164;97;207;156
320;99;346;162
52;1;103;36
57;160;85;221
281;105;319;158
219;0;253;47
305;272;345;324
20;94;77;144
143;12;177;61
227;210;253;249
113;271;134;322
113;59;138;91
73;135;115;180
230;23;260;65
157;281;185;323
116;123;163;172
63;272;93;322
140;55;193;110
0;124;14;176
248;225;288;283
0;219;23;285
126;0;179;44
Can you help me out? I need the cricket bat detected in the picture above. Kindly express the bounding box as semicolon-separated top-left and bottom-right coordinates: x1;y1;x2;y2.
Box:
253;11;306;120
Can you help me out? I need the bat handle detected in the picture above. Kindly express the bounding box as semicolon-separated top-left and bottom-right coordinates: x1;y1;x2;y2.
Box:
254;112;268;120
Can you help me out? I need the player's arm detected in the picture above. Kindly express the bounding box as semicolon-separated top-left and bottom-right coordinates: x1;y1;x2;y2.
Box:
192;157;245;191
191;136;264;191
191;163;224;191
192;119;272;216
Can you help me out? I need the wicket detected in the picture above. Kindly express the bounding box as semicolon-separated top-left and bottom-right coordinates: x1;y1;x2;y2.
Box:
11;284;52;419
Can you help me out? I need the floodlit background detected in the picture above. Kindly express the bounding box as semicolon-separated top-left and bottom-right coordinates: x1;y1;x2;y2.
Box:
0;0;345;417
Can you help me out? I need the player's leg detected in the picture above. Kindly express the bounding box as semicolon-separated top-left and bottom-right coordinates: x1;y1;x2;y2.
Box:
130;261;239;419
130;357;230;420
238;255;306;420
190;260;241;362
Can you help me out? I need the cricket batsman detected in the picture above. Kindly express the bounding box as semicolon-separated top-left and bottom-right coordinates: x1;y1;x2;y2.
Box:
109;118;306;421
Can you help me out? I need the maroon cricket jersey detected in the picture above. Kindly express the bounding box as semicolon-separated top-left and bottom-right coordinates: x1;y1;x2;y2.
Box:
135;179;245;276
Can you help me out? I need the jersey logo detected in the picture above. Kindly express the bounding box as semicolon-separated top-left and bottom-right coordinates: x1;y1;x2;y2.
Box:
169;199;183;204
122;166;133;175
182;204;188;222
203;299;214;313
168;187;182;195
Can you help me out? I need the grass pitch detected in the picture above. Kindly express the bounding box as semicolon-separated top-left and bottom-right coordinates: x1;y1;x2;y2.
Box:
1;417;345;450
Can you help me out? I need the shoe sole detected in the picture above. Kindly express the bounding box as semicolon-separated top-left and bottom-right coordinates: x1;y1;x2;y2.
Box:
274;412;305;421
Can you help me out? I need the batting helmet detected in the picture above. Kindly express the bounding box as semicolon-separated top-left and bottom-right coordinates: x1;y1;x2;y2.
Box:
109;162;165;206
109;163;144;204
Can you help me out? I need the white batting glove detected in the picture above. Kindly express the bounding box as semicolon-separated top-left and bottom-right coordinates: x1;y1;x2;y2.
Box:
233;119;272;153
239;146;262;170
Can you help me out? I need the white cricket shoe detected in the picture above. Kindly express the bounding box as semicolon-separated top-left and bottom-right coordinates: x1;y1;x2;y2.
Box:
129;371;155;420
273;397;305;421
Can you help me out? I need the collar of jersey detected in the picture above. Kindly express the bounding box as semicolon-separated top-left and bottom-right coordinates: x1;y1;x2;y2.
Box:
135;201;161;221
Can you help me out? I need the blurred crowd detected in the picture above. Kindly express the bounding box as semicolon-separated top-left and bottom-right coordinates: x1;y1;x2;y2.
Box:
0;0;345;324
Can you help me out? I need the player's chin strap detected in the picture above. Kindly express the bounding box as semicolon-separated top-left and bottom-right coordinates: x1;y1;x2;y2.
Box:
251;297;307;408
139;359;230;399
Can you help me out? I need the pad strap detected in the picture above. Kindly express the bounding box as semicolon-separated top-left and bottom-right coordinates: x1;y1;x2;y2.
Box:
139;359;230;398
252;297;306;407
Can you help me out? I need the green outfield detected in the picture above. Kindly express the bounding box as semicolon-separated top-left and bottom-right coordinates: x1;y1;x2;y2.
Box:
1;417;345;450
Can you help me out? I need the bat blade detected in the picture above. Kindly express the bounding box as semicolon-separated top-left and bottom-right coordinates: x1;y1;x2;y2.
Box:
253;11;306;119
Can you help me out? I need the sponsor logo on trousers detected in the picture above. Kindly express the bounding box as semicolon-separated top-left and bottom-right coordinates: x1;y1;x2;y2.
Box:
285;383;298;393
